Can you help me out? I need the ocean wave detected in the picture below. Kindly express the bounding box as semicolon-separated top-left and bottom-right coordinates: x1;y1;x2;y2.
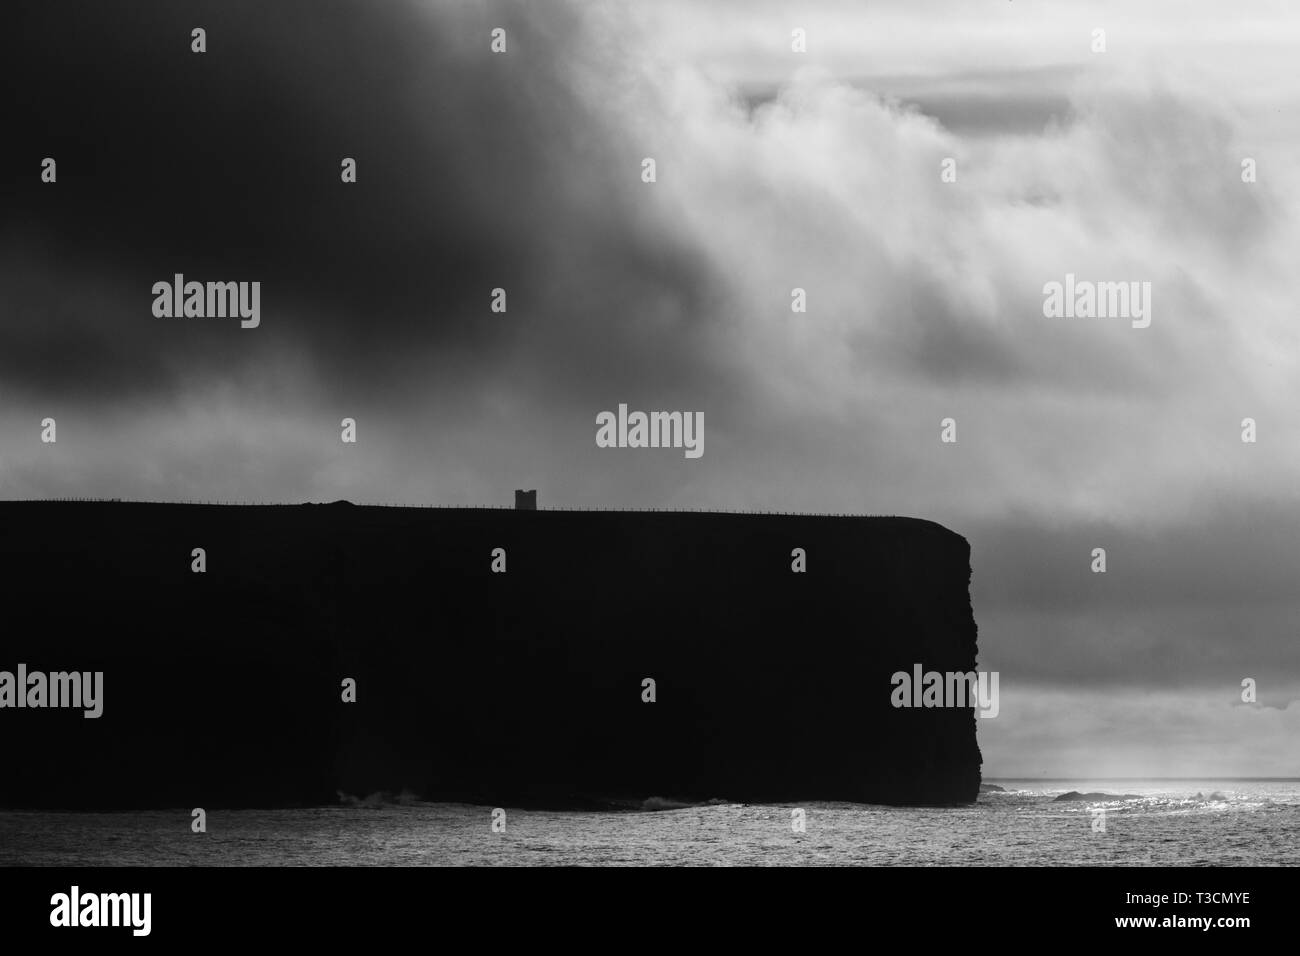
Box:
335;789;423;808
640;796;730;811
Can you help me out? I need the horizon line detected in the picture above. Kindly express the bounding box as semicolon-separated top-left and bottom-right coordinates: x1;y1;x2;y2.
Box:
986;776;1300;781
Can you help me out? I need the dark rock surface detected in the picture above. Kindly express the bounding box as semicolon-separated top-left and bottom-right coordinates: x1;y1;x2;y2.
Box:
0;502;982;809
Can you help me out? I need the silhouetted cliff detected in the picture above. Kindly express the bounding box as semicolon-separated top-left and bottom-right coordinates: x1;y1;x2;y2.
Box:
0;502;982;809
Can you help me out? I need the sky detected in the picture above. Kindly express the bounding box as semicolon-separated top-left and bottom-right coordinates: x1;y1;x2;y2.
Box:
3;0;1299;776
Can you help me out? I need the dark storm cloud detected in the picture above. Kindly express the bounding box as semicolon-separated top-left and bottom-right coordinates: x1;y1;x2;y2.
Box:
966;500;1300;687
3;0;1295;524
1;0;719;402
969;501;1300;611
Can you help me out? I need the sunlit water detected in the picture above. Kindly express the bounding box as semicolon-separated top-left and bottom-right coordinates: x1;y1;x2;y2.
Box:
3;781;1297;865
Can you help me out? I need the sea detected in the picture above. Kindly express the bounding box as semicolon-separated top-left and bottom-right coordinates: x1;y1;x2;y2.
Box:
2;780;1297;866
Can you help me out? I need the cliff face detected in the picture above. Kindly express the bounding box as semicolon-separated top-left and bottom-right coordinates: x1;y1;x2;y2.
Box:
0;502;981;809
